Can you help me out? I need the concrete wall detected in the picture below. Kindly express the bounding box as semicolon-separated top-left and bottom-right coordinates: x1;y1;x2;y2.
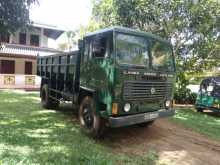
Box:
0;56;36;75
0;74;41;90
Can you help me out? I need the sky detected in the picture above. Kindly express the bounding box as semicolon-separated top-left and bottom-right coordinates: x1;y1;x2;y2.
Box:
30;0;92;30
30;0;92;48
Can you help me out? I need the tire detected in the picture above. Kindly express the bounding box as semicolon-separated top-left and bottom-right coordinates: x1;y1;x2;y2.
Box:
41;84;59;109
79;96;105;138
196;108;204;112
137;120;154;127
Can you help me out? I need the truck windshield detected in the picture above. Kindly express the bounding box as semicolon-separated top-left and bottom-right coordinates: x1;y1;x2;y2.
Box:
116;33;149;68
116;33;175;72
151;40;174;72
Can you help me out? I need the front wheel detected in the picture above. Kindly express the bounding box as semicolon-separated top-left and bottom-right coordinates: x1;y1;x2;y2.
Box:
79;96;105;138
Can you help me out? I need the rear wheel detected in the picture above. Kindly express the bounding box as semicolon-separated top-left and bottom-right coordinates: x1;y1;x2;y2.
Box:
137;120;154;127
79;96;104;138
41;84;59;109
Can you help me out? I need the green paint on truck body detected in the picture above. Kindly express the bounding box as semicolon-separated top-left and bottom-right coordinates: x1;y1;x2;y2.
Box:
80;58;115;116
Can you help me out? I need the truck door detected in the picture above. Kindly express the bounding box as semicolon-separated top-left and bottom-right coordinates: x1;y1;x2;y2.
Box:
80;32;113;91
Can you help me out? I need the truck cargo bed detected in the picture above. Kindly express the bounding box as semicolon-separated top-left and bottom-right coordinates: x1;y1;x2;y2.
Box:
37;51;80;101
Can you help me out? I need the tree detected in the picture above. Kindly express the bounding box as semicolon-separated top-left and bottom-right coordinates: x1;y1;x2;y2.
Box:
92;0;220;72
92;0;117;28
58;31;77;51
78;19;101;38
66;31;77;50
0;0;38;34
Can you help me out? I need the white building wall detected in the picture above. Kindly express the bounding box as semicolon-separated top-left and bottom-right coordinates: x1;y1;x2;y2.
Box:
42;35;48;47
9;27;48;47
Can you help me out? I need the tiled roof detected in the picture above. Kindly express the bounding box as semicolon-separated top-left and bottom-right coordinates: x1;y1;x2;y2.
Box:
0;43;63;56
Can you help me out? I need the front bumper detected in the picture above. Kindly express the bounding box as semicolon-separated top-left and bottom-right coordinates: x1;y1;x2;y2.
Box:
108;109;175;128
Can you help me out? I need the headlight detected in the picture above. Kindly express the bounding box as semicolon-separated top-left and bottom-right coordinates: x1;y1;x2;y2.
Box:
124;103;131;112
165;100;171;109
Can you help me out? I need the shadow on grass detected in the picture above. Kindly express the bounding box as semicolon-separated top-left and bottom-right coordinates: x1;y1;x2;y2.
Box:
57;103;163;165
203;111;220;118
0;92;115;165
171;108;220;141
0;91;156;165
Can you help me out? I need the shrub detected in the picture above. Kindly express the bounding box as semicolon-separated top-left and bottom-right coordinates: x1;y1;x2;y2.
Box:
174;90;197;104
174;71;197;104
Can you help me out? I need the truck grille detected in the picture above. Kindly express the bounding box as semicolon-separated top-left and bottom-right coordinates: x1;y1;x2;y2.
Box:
123;81;172;101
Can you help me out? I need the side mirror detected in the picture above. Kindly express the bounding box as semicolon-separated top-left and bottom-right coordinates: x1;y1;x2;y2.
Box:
78;39;83;50
92;36;106;58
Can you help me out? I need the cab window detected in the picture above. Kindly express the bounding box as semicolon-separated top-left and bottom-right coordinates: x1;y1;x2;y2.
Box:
83;32;113;61
83;39;90;63
92;36;107;58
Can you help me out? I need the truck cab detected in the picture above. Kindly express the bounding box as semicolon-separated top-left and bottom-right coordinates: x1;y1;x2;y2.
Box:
79;27;175;133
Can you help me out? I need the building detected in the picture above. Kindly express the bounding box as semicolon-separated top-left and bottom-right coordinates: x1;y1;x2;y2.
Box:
0;22;64;90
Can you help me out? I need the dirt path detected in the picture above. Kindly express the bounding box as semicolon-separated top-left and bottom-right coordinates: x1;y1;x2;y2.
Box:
102;119;220;165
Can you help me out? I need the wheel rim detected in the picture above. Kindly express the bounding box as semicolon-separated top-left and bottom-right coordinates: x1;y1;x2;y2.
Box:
82;104;94;129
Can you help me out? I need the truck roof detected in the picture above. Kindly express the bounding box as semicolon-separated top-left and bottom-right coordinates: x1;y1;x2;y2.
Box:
85;26;171;45
201;76;220;85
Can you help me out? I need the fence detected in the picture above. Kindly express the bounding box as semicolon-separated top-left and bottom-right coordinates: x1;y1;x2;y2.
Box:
0;74;41;90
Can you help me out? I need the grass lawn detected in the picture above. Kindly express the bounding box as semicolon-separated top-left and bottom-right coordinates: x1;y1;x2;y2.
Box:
0;91;158;165
171;108;220;141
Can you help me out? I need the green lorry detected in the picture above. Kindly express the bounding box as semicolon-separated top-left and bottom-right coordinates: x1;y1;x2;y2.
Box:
195;77;220;112
37;27;176;137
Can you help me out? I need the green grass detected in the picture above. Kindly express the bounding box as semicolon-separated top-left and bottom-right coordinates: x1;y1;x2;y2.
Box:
0;91;158;165
171;108;220;141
